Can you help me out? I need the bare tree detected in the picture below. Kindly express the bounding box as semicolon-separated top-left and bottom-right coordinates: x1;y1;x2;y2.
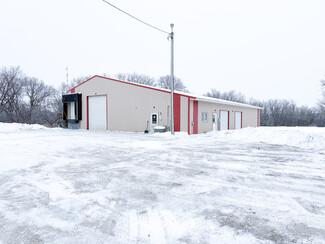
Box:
0;66;25;122
0;66;58;124
157;75;188;92
24;77;56;123
115;73;127;81
297;106;317;126
115;72;155;86
205;89;222;100
315;79;325;126
205;89;246;103
318;79;325;111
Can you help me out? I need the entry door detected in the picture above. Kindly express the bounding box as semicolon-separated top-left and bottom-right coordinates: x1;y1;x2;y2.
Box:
212;112;218;130
88;96;107;130
235;112;242;130
220;111;229;131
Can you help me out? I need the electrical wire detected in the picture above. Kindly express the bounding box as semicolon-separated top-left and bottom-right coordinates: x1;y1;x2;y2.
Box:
101;0;170;35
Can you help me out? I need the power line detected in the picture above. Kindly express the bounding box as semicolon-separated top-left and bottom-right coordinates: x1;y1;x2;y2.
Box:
101;0;170;35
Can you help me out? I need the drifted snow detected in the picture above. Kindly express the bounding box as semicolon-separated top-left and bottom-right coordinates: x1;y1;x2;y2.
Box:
0;123;325;243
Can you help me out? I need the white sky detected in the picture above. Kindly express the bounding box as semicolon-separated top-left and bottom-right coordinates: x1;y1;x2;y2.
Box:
1;0;325;107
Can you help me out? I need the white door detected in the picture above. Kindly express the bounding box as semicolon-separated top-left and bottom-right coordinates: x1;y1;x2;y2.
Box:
212;112;217;130
89;96;107;130
220;111;229;131
235;112;242;130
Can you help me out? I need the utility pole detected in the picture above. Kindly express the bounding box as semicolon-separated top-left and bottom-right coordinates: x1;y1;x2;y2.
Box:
170;23;175;135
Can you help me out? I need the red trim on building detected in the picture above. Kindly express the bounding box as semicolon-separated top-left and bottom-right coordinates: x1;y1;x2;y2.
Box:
67;75;196;99
70;88;75;93
187;97;190;135
193;101;198;134
86;96;89;130
174;94;181;132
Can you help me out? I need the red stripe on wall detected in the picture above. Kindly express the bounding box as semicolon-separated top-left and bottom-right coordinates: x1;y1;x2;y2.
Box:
174;94;181;132
86;96;89;130
193;101;198;134
70;88;75;93
188;97;190;135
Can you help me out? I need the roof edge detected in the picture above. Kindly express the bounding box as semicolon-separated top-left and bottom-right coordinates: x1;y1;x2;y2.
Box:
195;97;263;110
66;75;196;98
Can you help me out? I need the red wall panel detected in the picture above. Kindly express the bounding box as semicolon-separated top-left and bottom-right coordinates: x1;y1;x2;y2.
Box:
174;94;181;132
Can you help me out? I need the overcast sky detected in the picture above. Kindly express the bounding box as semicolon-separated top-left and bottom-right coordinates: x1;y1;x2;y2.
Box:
1;0;325;107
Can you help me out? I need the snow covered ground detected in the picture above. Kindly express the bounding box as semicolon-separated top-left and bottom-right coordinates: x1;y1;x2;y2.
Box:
0;123;325;244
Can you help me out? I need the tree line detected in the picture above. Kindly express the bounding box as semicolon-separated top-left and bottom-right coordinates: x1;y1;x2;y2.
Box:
0;65;324;127
204;88;325;127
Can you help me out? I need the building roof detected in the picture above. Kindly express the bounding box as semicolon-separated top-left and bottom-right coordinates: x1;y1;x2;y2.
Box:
67;75;263;110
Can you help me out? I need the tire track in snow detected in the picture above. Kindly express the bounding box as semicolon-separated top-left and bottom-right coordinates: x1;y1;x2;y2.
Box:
112;208;167;244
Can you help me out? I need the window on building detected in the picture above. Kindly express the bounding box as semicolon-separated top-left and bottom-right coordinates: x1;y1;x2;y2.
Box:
202;112;208;122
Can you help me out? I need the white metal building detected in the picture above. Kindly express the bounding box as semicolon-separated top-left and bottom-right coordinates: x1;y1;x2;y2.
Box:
62;75;262;134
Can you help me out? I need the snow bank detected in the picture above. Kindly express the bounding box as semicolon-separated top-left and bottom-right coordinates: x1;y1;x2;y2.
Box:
208;126;325;151
0;122;47;133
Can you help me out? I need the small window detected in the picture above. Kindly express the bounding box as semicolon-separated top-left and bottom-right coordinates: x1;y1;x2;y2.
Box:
202;112;208;122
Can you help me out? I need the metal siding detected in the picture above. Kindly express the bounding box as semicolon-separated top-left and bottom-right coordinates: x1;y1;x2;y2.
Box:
197;101;259;133
197;102;212;133
74;76;259;133
180;96;188;133
75;77;172;132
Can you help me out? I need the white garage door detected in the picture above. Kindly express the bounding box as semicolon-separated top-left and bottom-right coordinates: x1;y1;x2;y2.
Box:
220;111;229;131
88;96;107;130
235;111;242;130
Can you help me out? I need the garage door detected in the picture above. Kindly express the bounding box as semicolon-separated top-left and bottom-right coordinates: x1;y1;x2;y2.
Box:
235;111;242;130
220;110;229;131
88;96;107;130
